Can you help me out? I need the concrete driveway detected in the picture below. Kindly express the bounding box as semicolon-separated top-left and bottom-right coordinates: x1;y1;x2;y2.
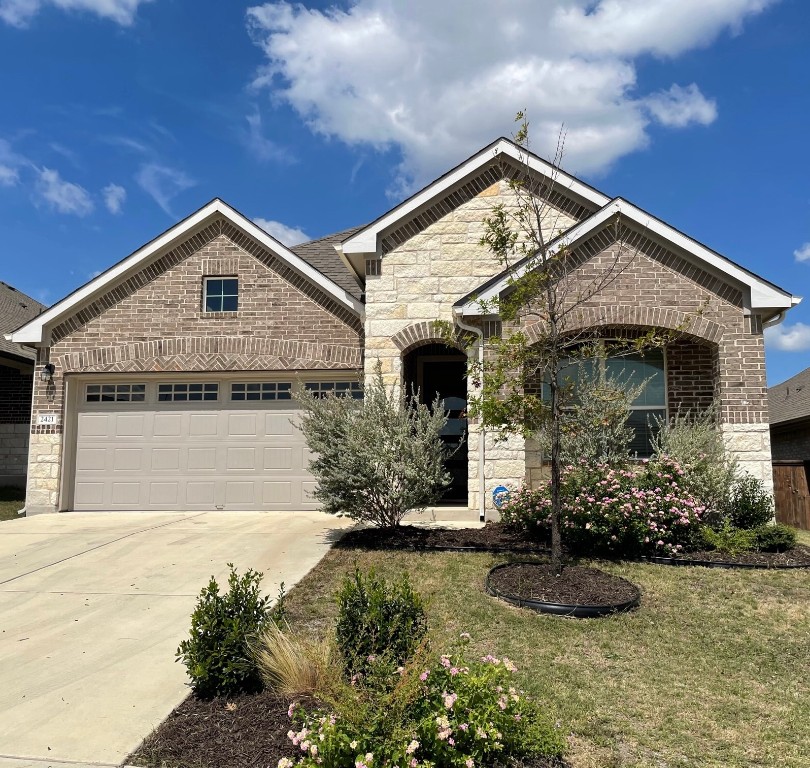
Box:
0;511;350;768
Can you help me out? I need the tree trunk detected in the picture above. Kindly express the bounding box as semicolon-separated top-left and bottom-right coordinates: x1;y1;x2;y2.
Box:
549;366;563;577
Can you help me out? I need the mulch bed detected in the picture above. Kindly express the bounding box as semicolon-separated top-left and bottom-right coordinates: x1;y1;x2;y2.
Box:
130;688;567;768
129;689;302;768
339;522;810;568
488;563;639;606
337;522;548;552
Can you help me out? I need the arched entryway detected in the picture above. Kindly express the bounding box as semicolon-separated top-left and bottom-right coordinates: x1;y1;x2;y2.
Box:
403;343;468;504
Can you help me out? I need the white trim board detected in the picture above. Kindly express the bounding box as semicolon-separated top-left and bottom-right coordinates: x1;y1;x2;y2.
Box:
342;138;611;256
8;199;364;345
456;198;799;317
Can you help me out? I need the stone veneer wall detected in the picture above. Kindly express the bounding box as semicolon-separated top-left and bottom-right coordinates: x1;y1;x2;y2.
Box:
0;364;34;486
364;179;581;517
25;219;363;514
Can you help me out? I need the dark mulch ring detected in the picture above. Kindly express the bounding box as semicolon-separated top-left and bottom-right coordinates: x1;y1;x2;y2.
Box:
129;689;568;768
488;562;639;608
339;522;810;568
129;689;302;768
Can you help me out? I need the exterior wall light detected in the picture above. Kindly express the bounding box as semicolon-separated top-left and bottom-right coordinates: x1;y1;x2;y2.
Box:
40;363;55;383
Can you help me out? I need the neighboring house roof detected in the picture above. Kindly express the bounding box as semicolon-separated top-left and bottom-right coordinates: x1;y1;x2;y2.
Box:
341;137;611;257
8;199;364;346
290;226;364;300
454;197;798;319
769;367;810;426
0;281;46;362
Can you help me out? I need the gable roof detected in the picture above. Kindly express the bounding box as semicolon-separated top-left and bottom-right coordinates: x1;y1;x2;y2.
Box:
455;197;799;319
0;281;46;362
8;199;364;346
769;367;810;426
341;137;611;257
291;225;364;300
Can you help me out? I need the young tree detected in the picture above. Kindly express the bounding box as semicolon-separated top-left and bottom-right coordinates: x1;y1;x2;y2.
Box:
296;362;452;528
467;113;675;575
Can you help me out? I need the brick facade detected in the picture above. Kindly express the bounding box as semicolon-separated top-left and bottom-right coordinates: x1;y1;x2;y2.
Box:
25;218;363;513
771;422;810;462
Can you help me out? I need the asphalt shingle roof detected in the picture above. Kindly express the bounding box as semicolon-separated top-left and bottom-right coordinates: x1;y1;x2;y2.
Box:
768;367;810;426
0;281;46;362
290;226;365;301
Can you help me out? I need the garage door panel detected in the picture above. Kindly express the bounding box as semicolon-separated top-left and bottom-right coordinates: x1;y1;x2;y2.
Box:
186;481;216;505
187;447;217;471
151;447;180;471
111;482;141;506
113;448;142;471
153;414;183;437
266;414;293;436
264;447;292;470
73;386;324;511
189;414;218;436
76;447;108;472
77;414;110;438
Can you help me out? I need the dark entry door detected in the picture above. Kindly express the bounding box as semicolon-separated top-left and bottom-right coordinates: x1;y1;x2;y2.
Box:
418;356;468;504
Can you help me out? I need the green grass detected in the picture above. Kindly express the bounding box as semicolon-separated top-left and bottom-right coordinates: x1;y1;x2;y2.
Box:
284;543;810;768
0;486;25;521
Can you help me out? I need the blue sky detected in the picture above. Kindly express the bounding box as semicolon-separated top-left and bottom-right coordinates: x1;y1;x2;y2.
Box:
0;0;807;384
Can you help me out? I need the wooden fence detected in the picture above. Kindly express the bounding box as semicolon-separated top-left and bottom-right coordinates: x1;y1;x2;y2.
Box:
772;461;810;531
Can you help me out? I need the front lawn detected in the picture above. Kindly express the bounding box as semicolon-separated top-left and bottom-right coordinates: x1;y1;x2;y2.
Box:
0;486;24;521
281;546;809;768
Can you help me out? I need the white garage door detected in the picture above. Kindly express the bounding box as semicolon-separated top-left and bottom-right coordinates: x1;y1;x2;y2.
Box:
70;377;359;511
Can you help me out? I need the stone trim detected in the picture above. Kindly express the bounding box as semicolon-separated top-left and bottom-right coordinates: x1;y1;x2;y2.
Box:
380;160;594;256
55;336;363;373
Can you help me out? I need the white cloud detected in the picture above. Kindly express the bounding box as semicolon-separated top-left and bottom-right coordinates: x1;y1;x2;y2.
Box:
794;242;810;263
244;109;290;163
36;167;93;216
254;217;310;246
135;163;195;216
0;164;18;186
644;83;717;127
102;182;126;214
247;0;774;191
0;0;152;27
765;322;810;352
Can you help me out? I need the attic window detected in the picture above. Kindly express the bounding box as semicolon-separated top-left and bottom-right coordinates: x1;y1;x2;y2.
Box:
203;277;238;313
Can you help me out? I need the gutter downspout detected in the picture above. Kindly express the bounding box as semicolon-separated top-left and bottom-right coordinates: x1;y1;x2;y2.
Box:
453;310;486;522
762;310;787;329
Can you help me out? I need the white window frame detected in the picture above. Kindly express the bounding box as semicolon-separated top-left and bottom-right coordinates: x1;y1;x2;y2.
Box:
202;276;239;313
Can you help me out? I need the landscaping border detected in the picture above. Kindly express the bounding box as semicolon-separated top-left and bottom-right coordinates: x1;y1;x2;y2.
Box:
642;555;810;570
485;562;641;618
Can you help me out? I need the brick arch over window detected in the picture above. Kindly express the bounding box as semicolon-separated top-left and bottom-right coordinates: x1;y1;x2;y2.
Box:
56;335;362;373
391;322;470;356
523;306;723;347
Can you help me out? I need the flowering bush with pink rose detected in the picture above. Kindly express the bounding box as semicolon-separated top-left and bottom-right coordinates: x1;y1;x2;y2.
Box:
281;634;564;768
501;455;706;558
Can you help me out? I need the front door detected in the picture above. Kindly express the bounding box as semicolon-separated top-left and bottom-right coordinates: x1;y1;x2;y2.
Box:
418;355;468;504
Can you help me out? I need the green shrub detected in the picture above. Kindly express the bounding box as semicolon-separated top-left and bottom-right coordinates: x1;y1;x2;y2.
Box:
297;362;451;527
335;568;428;681
727;474;774;529
176;564;273;697
751;523;796;553
652;407;738;524
700;522;757;555
284;635;565;768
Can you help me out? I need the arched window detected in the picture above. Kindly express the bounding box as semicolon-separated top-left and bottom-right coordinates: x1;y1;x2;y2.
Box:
557;348;666;457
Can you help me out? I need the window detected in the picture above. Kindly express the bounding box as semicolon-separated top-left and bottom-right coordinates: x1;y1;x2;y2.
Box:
157;382;219;402
86;383;145;403
305;381;364;400
556;350;666;457
231;382;292;401
203;277;238;312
